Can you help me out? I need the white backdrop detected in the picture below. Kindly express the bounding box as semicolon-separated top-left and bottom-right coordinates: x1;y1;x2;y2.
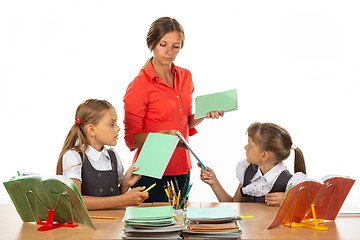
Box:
1;0;359;207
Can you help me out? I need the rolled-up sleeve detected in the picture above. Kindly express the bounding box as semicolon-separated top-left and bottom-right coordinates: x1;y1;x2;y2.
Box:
189;127;198;136
123;78;147;151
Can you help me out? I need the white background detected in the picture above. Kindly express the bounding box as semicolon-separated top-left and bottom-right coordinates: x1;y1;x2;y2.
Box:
1;0;359;207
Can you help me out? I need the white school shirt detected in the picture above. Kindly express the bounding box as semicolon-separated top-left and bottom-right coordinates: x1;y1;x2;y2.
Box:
236;159;307;197
62;146;124;184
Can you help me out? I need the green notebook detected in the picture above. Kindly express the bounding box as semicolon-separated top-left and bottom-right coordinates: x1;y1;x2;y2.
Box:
125;206;175;220
195;89;238;119
133;133;179;179
3;172;95;229
186;205;238;221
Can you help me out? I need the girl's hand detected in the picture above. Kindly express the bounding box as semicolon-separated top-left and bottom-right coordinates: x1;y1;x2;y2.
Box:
265;192;286;206
122;165;141;188
205;110;224;119
121;186;148;206
198;163;217;186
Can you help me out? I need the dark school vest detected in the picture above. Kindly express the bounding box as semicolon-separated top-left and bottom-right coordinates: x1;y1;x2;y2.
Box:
240;163;292;203
79;150;121;197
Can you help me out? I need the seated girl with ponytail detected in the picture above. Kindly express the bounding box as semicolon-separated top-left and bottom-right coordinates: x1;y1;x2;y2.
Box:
199;122;307;206
56;99;148;210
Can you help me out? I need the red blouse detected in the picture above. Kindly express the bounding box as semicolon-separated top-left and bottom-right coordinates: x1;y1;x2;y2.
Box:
123;62;197;175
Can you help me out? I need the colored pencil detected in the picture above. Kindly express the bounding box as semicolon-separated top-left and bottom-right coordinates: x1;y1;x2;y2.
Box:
143;183;156;192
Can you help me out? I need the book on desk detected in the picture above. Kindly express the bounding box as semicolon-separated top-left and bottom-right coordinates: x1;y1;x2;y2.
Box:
3;171;95;231
182;205;242;239
268;175;355;230
122;205;185;239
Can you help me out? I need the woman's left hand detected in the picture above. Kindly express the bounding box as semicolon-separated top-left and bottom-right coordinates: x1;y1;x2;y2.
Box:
205;110;224;119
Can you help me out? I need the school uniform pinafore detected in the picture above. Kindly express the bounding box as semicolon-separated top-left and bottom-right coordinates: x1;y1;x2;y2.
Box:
240;163;292;203
79;150;121;197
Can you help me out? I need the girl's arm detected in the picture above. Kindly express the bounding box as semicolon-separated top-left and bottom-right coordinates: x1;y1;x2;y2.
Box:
72;179;148;210
265;192;286;206
199;164;241;202
120;165;141;194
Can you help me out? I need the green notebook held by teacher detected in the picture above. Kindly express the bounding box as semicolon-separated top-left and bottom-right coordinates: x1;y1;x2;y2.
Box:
194;89;238;119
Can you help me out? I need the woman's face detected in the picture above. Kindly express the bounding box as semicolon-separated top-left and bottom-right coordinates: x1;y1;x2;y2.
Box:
152;31;182;65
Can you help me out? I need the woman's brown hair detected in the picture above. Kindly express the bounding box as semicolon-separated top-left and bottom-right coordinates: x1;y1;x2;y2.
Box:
247;122;306;174
142;17;185;69
56;99;114;175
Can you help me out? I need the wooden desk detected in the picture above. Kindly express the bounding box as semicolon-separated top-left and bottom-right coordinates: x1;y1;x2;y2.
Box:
1;202;360;240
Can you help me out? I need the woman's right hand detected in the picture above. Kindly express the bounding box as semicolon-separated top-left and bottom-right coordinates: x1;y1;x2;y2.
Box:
157;129;187;149
157;129;179;135
198;163;217;186
121;186;149;206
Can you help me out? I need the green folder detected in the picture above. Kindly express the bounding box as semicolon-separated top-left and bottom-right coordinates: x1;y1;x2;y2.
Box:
125;206;174;220
195;89;238;119
3;173;95;229
133;133;179;179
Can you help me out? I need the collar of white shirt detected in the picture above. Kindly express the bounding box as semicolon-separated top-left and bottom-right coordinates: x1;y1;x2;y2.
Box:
85;146;110;162
251;162;287;184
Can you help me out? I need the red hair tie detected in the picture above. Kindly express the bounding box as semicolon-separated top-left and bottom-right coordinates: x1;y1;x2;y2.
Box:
75;120;82;125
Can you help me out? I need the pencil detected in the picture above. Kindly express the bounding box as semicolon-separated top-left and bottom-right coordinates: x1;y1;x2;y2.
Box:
164;188;170;199
181;179;189;199
179;183;193;209
164;188;172;205
184;197;189;209
143;183;156;192
174;177;180;193
172;192;176;207
90;216;116;220
240;215;254;218
176;190;181;209
164;186;170;199
170;180;176;196
167;181;173;200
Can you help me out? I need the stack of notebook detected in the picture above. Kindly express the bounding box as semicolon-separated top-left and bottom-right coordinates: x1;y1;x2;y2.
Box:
122;206;185;239
182;205;242;239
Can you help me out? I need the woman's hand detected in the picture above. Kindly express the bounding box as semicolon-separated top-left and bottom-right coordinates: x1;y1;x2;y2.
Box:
157;129;178;135
188;111;224;129
205;110;224;119
134;130;184;150
198;163;217;186
157;129;187;149
265;192;286;206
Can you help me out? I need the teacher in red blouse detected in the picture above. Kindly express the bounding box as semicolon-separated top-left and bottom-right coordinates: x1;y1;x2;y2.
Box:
123;17;223;202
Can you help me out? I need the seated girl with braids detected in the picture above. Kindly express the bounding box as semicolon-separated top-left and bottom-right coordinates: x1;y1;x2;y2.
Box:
199;122;307;206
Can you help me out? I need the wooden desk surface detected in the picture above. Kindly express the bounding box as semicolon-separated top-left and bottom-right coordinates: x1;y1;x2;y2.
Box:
1;202;360;240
